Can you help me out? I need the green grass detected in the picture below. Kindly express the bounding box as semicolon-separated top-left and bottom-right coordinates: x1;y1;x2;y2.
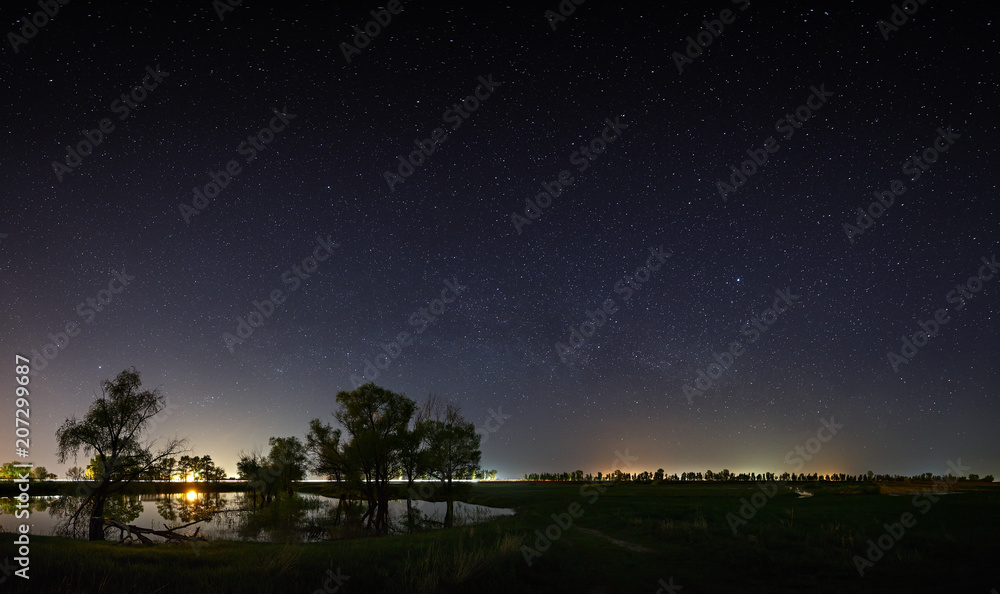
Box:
3;481;999;593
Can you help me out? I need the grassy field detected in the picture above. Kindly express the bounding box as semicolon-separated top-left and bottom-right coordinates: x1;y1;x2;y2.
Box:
2;481;998;593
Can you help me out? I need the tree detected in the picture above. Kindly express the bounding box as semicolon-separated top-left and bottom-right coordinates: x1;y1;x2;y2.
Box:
193;455;226;481
398;424;425;492
158;457;177;481
32;466;55;480
177;455;196;481
66;466;86;481
419;401;481;492
265;436;308;496
306;418;345;482
983;475;995;483
236;449;269;505
0;462;17;480
334;382;416;534
55;368;185;540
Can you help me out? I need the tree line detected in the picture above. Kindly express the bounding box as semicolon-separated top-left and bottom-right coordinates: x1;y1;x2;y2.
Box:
523;469;995;483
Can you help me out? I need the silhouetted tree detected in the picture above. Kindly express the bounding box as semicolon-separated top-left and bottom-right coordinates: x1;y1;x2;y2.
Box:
335;383;416;534
419;400;481;526
55;368;185;540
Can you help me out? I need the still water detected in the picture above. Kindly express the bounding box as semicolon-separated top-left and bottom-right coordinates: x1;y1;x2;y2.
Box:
0;491;514;542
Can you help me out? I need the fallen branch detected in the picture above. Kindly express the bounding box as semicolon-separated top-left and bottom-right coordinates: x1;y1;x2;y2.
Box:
104;518;208;545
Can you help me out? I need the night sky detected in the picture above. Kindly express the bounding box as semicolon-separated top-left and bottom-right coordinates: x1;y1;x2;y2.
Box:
3;1;998;481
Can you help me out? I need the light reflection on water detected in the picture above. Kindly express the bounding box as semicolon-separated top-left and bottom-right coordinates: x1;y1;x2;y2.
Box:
0;491;513;542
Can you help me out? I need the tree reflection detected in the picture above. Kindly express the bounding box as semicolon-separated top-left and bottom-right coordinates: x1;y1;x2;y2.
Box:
50;494;143;539
154;492;225;524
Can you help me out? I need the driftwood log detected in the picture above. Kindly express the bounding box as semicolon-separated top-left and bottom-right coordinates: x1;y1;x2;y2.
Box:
104;518;208;545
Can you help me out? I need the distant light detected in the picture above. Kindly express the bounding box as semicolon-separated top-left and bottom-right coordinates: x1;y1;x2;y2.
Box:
186;490;198;502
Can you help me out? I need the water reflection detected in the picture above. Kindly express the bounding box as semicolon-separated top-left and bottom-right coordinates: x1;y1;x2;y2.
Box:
154;491;226;524
0;492;513;543
46;493;146;539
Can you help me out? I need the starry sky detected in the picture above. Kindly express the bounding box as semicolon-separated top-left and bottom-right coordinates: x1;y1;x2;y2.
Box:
3;1;998;480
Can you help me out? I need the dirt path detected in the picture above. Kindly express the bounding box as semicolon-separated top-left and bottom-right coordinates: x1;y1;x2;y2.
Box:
574;526;655;553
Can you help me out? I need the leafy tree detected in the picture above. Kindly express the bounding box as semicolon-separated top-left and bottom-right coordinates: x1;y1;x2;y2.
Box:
177;455;195;480
398;424;425;494
306;418;345;481
419;401;481;492
1;462;20;480
265;436;308;495
55;368;185;540
193;455;226;481
157;457;177;481
32;466;55;480
334;382;416;533
86;455;109;481
236;450;269;504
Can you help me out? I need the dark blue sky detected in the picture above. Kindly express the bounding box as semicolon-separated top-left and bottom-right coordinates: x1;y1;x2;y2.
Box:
3;1;998;479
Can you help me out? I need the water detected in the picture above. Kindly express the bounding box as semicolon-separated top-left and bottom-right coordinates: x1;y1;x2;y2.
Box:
0;491;514;542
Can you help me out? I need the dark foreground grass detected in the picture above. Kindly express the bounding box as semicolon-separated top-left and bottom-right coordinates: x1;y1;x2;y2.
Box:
3;481;999;593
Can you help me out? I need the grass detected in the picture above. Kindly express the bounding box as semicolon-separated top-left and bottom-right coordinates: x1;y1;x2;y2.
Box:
2;481;999;593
